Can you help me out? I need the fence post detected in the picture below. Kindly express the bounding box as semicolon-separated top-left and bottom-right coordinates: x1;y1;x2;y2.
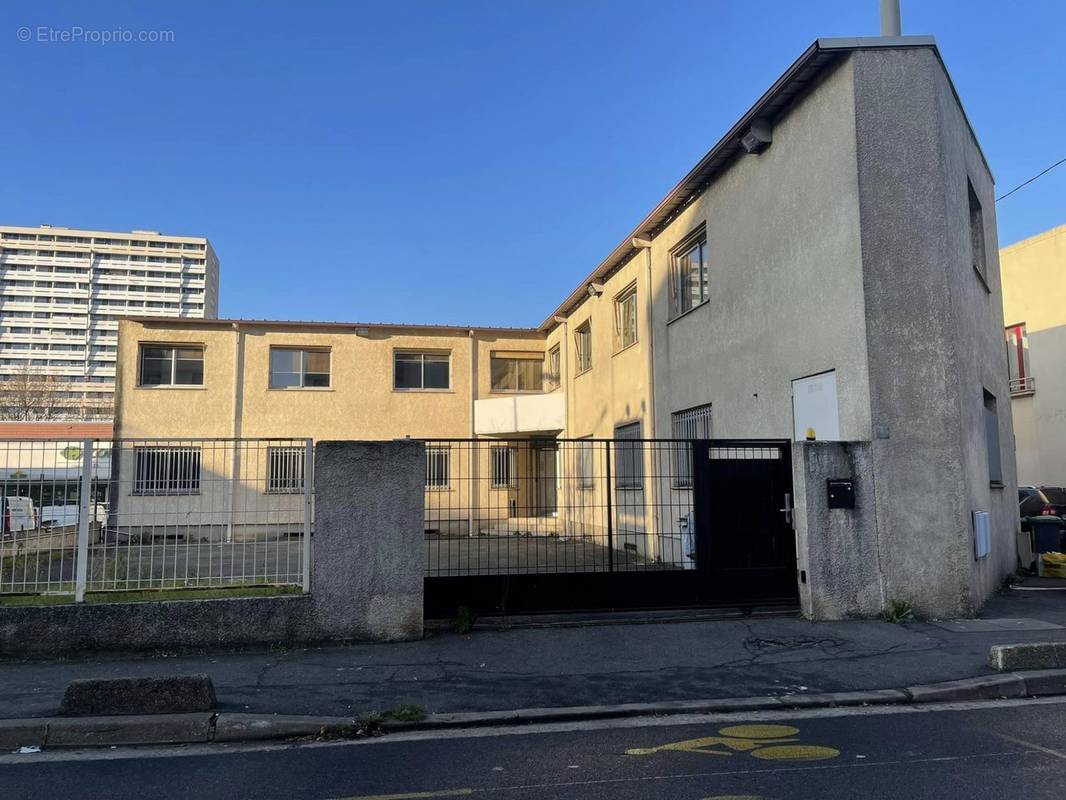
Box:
74;438;93;603
302;437;313;593
605;440;614;573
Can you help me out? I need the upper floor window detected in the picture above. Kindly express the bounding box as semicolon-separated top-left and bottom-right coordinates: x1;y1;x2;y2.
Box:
490;353;542;393
269;347;330;389
670;226;708;318
545;345;561;390
984;389;1002;486
614;285;638;351
1005;323;1033;395
968;180;988;288
574;321;592;374
138;344;203;386
395;351;450;391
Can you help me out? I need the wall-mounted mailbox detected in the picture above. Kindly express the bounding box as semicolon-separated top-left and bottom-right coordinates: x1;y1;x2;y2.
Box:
827;478;855;509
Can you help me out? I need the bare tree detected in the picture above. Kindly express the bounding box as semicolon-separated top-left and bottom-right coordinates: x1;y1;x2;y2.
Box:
0;365;68;421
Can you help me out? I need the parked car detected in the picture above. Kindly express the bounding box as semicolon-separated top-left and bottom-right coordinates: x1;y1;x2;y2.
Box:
1019;486;1066;528
39;503;109;530
1;496;38;534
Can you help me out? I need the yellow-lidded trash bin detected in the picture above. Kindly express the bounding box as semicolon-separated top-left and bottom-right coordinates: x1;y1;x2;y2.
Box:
1039;551;1066;579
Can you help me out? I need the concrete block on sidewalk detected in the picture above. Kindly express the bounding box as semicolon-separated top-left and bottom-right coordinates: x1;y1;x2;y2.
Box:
906;674;1027;703
60;674;216;715
213;713;363;742
989;642;1066;672
0;719;48;749
1018;669;1066;696
46;713;213;746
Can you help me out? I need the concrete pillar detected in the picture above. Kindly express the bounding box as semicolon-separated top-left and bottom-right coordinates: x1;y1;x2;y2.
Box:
311;440;425;641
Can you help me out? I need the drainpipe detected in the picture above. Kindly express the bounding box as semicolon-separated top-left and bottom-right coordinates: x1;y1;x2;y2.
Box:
226;322;243;542
880;0;901;36
632;238;656;438
468;329;478;536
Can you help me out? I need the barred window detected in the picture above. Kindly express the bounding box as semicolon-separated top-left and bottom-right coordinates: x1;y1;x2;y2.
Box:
267;446;305;493
426;446;450;489
614;422;643;489
671;404;712;488
491;446;516;489
133;447;201;495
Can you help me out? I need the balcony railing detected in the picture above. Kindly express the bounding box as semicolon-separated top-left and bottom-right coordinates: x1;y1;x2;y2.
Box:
1009;376;1035;395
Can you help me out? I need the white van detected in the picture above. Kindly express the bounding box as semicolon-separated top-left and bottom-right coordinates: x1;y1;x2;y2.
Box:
2;496;38;534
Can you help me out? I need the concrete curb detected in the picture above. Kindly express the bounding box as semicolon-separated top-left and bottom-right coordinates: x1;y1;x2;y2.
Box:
990;642;1066;671
4;669;1066;750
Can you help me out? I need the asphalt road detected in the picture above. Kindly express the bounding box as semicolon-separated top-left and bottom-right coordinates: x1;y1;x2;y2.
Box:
4;699;1066;799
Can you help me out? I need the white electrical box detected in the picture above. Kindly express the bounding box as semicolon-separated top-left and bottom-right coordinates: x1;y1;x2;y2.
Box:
973;510;991;559
792;370;841;442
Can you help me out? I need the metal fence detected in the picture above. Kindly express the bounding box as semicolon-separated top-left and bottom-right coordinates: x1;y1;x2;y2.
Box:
423;438;697;577
0;437;313;599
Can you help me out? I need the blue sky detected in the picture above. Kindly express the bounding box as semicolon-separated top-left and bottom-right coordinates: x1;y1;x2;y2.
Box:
2;1;1063;327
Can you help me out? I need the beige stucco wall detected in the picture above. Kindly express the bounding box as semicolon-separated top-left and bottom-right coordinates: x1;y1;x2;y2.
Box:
1001;224;1066;485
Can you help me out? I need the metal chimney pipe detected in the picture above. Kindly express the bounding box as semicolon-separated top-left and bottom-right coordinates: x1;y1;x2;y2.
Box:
880;0;901;36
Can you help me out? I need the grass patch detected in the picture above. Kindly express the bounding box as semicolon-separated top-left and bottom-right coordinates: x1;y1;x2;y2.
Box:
880;598;914;624
0;584;301;607
449;605;476;634
384;704;427;723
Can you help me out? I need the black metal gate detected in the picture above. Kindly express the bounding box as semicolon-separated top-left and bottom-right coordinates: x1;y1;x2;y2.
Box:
422;438;798;617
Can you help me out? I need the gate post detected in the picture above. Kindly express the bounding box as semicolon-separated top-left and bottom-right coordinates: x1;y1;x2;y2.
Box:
74;439;93;603
605;440;614;572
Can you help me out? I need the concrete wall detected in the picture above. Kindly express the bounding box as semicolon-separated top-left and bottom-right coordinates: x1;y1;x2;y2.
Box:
793;442;884;618
0;441;426;656
851;46;1017;616
1001;224;1066;485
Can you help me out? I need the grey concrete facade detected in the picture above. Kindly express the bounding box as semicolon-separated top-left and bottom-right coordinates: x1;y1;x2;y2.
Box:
0;441;426;657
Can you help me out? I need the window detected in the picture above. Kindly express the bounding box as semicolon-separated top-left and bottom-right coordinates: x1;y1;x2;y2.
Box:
138;344;204;386
614;422;643;489
984;390;1002;485
133;447;201;495
969;180;987;286
426;446;450;489
269;347;330;389
670;227;708;317
671;404;713;487
545;345;561;390
491;446;516;489
614;285;638;351
1005;324;1033;394
394;351;450;390
574;322;592;374
576;439;595;489
490;354;543;392
267;446;305;493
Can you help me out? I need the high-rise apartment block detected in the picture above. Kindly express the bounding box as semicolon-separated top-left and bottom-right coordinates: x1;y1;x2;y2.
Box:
0;224;219;418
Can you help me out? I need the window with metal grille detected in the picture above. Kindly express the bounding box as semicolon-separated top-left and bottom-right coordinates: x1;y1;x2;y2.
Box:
133;447;201;495
671;404;712;487
614;285;638;351
491;446;516;488
576;439;595;489
614;422;643;489
267;446;305;493
574;322;592;374
426;446;450;489
1005;324;1034;394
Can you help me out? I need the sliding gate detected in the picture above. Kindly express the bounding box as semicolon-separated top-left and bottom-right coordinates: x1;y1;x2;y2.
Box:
423;438;797;617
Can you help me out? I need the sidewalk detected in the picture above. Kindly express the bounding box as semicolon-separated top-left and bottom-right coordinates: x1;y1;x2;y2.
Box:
2;582;1064;721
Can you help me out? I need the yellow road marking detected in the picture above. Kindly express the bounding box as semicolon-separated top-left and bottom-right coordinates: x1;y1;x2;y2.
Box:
750;744;841;761
330;790;474;800
997;733;1066;761
718;724;799;739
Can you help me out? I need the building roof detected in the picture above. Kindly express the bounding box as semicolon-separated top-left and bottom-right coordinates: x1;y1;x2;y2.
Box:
0;421;114;440
538;35;988;331
123;316;542;336
0;224;209;244
1001;222;1066;255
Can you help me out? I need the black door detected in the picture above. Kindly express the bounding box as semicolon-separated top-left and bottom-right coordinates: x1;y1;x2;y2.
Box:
691;440;798;603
